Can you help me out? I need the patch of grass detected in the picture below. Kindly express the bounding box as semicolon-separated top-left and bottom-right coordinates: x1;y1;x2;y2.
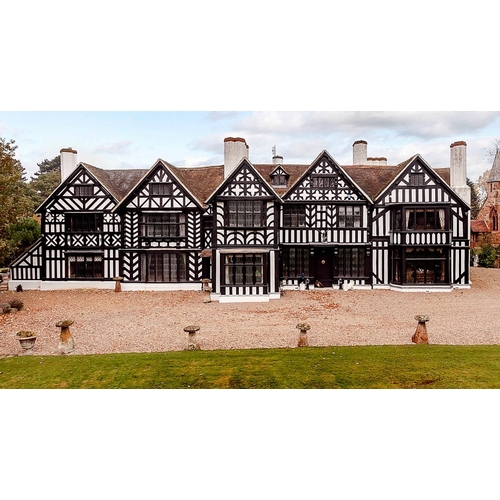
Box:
1;345;500;389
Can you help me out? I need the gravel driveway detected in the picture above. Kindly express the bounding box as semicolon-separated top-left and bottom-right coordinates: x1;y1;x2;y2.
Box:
1;267;499;356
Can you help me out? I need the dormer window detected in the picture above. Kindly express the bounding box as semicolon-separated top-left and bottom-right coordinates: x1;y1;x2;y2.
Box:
272;174;288;187
270;167;289;188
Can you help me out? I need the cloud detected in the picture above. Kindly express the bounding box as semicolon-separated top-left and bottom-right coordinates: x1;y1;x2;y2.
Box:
235;111;500;141
94;140;132;155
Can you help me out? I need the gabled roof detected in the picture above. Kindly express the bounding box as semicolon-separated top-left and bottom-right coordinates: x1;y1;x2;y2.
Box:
113;159;208;211
372;154;460;205
471;220;489;233
281;150;375;203
38;149;458;212
205;159;282;203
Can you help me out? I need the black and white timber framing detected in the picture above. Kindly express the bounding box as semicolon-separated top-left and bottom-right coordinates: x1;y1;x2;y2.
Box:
9;139;471;301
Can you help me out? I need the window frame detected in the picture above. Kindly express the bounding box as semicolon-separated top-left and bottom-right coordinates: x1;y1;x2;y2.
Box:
149;183;173;196
225;253;264;285
74;185;94;197
226;200;265;227
311;175;338;189
67;253;103;279
283;205;306;227
338;205;362;228
281;247;309;279
141;252;187;282
140;212;186;238
66;213;103;233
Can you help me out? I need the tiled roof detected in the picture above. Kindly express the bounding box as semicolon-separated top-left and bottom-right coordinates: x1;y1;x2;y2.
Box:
82;157;453;205
471;220;490;233
84;164;150;201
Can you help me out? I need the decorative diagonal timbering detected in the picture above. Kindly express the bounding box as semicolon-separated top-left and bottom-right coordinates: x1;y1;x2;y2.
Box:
187;253;201;281
187;212;202;248
46;168;117;212
10;239;43;280
122;252;140;281
124;212;139;248
125;165;199;210
220;163;275;198
286;155;365;202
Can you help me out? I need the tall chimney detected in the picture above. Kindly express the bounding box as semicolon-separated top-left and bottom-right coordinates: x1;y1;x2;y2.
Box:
450;141;470;205
224;137;248;178
60;147;78;182
353;140;367;164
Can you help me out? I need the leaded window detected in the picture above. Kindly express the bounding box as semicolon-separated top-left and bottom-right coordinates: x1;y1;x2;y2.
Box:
404;208;446;231
409;173;425;186
392;247;447;284
150;183;173;196
67;254;103;278
272;173;288;186
404;247;447;284
225;254;264;285
338;247;365;278
140;213;185;238
281;247;309;279
283;205;306;227
311;175;338;188
66;213;103;232
338;206;361;227
142;253;187;282
227;201;264;227
74;185;94;197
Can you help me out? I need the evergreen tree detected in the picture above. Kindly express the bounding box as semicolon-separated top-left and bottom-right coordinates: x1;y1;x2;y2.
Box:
467;177;481;220
0;138;32;266
28;155;61;209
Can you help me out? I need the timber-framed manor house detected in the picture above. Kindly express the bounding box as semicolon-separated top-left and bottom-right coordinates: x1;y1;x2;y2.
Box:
10;138;471;302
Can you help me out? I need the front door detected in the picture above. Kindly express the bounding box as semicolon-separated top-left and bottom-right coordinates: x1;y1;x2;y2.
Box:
313;247;333;287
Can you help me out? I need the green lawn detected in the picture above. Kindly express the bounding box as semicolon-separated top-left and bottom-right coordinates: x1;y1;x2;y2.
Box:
1;344;500;388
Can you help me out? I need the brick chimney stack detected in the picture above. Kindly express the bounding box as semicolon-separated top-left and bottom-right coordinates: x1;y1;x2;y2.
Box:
353;140;367;164
224;137;248;178
450;141;471;205
60;147;78;182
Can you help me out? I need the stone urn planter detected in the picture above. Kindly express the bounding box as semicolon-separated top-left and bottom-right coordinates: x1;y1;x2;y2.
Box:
16;331;37;350
56;319;75;354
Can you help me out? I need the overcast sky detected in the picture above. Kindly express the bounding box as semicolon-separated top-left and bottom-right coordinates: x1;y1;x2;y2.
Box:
1;110;499;181
4;1;500;492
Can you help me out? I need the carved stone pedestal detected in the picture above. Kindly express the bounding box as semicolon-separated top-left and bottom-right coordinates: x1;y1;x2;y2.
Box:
412;315;429;344
296;323;311;347
184;325;201;350
56;319;75;354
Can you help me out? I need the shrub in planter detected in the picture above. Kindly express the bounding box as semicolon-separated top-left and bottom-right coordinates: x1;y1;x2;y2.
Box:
16;331;37;350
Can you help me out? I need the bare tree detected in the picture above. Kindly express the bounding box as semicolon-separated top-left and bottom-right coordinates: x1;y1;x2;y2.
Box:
486;139;500;160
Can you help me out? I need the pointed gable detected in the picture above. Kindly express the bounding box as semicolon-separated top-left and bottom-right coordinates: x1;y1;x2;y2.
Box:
374;155;466;206
37;163;122;213
284;151;371;203
114;160;204;211
206;159;281;202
